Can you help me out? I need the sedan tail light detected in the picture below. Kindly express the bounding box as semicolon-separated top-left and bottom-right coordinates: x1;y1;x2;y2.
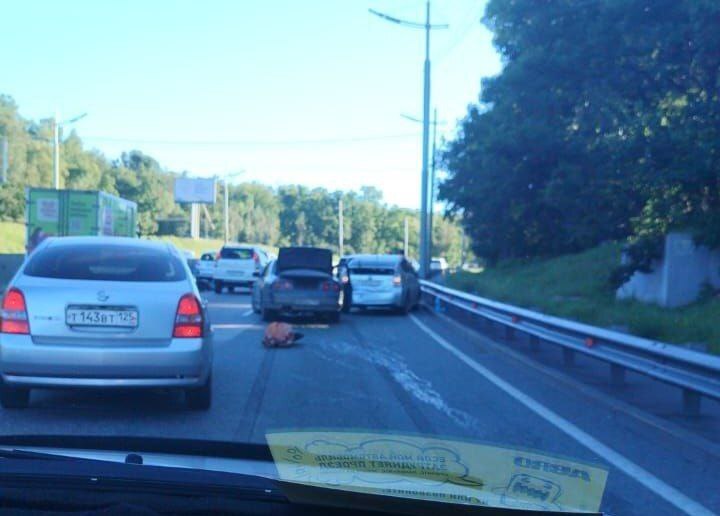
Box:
321;281;340;292
1;288;30;334
273;279;294;291
173;294;203;338
392;275;402;286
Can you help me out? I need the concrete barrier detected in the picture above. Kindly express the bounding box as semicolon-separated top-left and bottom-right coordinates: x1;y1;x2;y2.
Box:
617;232;720;307
0;254;25;290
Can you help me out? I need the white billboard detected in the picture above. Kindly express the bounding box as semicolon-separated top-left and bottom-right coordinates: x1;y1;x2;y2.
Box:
174;177;216;204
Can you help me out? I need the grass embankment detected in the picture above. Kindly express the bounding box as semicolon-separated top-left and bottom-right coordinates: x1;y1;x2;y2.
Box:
0;221;25;253
0;221;274;257
447;242;720;354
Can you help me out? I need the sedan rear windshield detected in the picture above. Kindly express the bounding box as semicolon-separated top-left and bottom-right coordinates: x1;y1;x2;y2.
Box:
24;244;187;282
220;248;253;259
350;267;395;275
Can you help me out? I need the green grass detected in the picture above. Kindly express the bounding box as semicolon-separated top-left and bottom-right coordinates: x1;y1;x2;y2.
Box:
447;242;720;354
0;221;25;253
0;222;275;257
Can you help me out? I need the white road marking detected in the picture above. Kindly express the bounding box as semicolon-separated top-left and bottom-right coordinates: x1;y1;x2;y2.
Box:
208;303;252;309
211;323;263;331
409;314;716;516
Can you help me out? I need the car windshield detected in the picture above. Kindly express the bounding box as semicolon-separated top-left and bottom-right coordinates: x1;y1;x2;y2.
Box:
1;2;718;515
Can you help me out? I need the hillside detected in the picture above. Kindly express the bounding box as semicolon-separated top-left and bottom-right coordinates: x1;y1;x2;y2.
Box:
447;242;720;354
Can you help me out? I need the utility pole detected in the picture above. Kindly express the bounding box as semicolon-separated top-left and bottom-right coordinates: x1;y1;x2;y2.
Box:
51;112;87;190
338;198;344;257
52;114;60;189
428;107;438;262
369;2;447;279
1;135;8;184
404;216;409;256
221;170;244;243
224;182;230;243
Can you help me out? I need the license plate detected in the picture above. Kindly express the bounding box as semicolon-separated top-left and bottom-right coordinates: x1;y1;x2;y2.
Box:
296;299;320;306
229;270;245;276
66;307;138;328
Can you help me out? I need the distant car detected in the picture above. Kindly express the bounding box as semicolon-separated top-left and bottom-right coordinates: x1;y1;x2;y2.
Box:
0;237;213;410
252;247;342;322
348;254;420;314
194;251;216;290
213;244;270;293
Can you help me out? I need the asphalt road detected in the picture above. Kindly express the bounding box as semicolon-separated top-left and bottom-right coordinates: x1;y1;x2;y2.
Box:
1;289;718;515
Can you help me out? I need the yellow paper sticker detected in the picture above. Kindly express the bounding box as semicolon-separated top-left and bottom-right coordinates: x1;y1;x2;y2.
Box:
266;431;608;513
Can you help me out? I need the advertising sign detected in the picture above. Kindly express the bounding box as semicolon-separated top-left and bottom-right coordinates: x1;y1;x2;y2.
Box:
174;177;216;204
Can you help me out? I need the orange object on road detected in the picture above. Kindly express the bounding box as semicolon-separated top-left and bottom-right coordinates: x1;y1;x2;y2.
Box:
263;322;303;348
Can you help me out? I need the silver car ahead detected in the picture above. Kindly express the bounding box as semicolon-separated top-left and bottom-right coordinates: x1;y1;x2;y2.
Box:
0;237;213;410
348;254;421;314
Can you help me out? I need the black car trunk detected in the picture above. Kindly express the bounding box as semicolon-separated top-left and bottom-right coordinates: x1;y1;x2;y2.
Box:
277;247;332;275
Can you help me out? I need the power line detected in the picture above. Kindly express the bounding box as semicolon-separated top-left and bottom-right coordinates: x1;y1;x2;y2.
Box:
81;132;422;147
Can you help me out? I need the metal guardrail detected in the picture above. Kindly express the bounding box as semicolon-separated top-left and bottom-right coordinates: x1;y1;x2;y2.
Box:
420;280;720;416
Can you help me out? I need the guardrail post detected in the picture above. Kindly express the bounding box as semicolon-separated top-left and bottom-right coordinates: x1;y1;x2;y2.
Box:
682;390;701;417
529;335;540;352
562;348;575;367
610;364;625;386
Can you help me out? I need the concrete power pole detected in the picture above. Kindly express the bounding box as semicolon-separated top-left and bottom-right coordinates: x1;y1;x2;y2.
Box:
52;114;60;189
404;216;409;256
338;198;344;257
1;136;8;184
369;2;447;279
428;107;438;262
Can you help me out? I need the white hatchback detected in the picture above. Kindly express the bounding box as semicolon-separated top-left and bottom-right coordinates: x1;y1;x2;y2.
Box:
213;245;269;293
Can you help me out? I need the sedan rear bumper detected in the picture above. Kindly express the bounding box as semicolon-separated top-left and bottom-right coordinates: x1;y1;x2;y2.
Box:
0;334;211;389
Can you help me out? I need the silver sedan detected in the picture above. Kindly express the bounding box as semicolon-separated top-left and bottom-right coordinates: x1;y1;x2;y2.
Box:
0;237;213;409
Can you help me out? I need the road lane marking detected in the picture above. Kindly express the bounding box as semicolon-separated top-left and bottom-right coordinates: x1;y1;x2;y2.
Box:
212;323;263;330
409;314;716;516
434;310;720;460
207;303;252;309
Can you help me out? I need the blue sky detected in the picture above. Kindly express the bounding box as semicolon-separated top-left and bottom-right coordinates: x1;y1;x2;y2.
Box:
2;0;501;208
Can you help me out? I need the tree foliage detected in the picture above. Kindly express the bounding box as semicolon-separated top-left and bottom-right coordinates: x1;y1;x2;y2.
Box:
0;95;465;264
440;0;720;265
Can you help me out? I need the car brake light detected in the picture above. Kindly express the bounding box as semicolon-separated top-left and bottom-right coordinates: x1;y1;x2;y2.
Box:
273;279;294;290
392;275;402;286
321;281;340;292
215;251;221;261
173;294;203;338
1;288;30;334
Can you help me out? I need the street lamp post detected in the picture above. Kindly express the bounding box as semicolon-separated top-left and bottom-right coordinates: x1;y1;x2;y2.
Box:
52;112;88;189
401;110;444;263
218;170;244;243
369;1;447;279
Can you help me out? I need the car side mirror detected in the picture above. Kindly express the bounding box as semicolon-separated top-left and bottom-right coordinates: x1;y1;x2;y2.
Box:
253;271;261;277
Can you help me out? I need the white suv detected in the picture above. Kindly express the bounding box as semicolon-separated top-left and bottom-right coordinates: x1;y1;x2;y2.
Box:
214;245;269;293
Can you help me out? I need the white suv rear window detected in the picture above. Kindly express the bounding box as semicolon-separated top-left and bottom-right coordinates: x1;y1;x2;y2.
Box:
220;248;253;259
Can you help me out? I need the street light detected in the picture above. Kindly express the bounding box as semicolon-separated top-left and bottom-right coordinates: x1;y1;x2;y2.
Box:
401;110;445;260
52;112;88;189
217;170;244;243
369;2;447;279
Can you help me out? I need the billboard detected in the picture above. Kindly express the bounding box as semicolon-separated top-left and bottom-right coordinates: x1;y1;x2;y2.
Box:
174;177;216;204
